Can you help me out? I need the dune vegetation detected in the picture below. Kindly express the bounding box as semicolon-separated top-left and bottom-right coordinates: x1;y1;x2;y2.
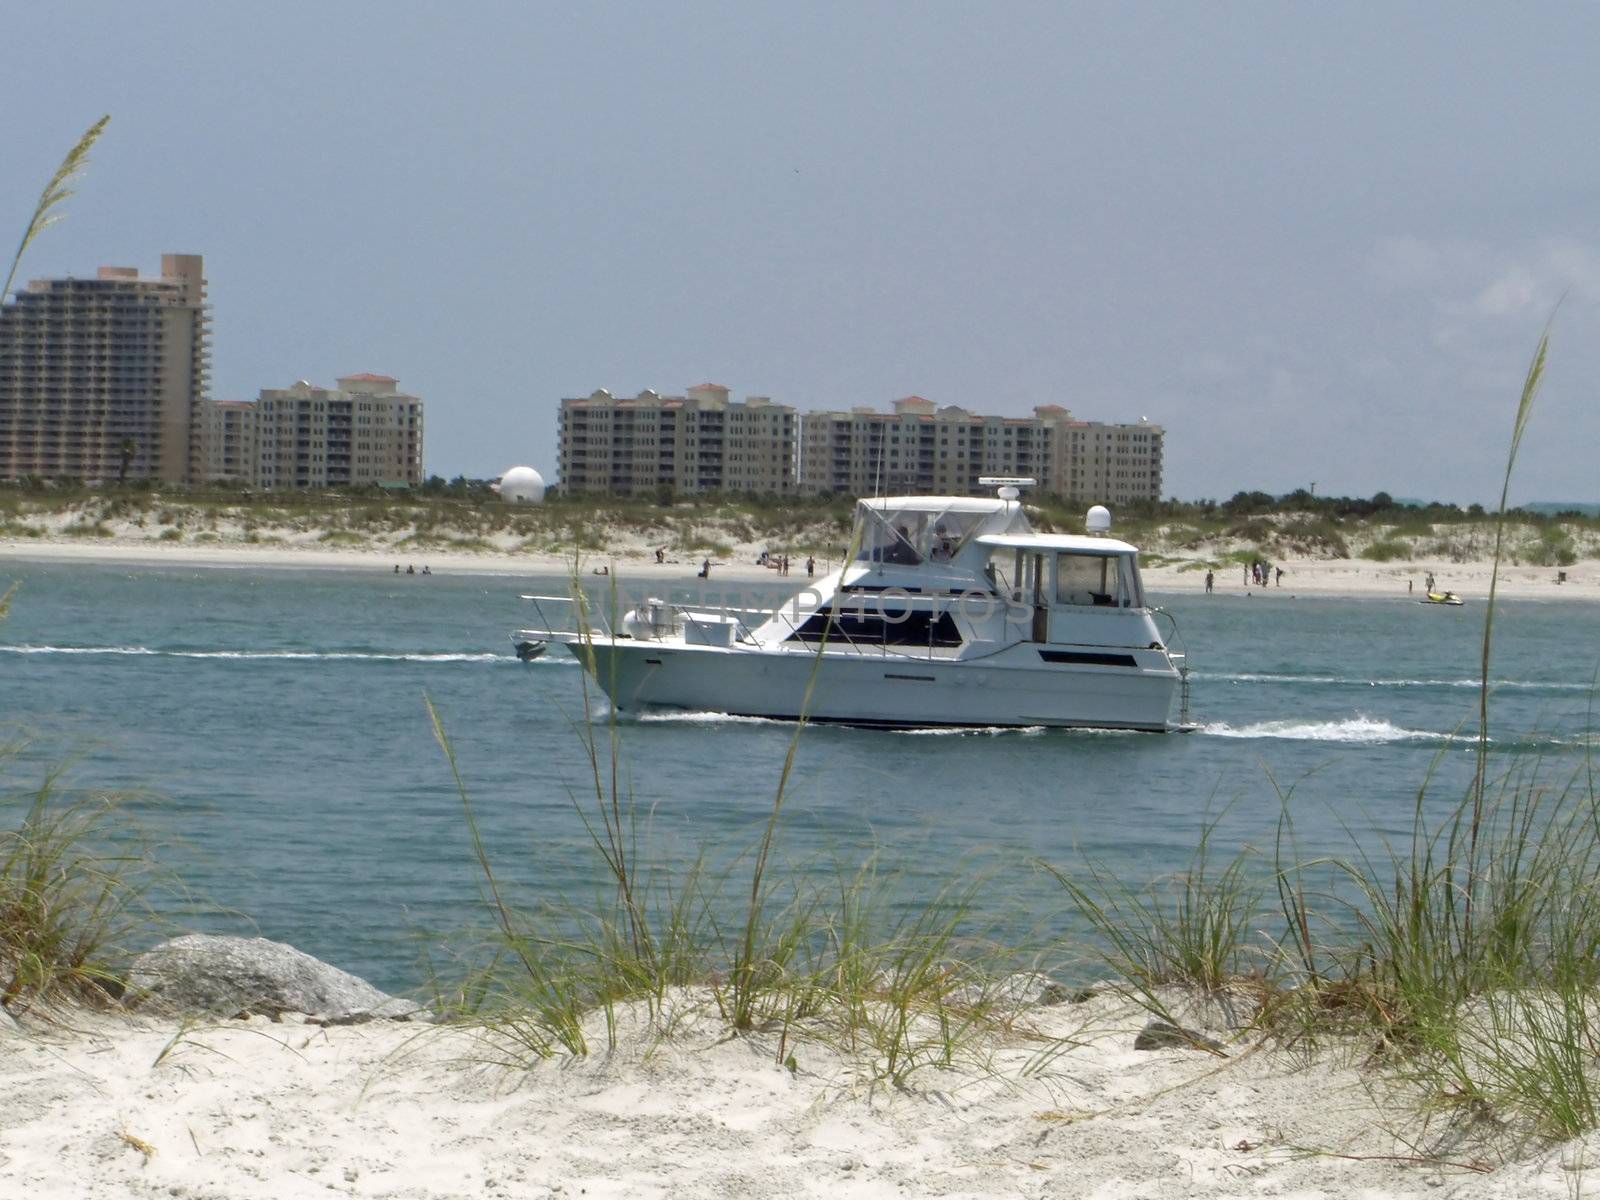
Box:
4;481;1600;571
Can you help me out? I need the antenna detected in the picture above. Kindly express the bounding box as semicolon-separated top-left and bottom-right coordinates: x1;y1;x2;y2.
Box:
979;476;1035;503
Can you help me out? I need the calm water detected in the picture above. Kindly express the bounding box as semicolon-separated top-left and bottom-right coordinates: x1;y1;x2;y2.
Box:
3;559;1597;992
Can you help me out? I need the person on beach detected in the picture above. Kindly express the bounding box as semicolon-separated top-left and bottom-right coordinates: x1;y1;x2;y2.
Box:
698;559;710;579
393;564;399;574
656;547;665;564
1274;567;1283;586
1426;571;1435;592
406;564;414;575
422;565;430;575
807;556;815;577
1205;570;1214;593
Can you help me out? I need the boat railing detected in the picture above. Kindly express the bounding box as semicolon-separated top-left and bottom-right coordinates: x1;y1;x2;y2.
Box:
518;593;614;639
518;594;769;645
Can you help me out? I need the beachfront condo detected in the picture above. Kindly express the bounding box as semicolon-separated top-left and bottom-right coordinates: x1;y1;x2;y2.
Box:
798;398;1164;504
214;375;424;490
0;254;210;484
558;384;797;497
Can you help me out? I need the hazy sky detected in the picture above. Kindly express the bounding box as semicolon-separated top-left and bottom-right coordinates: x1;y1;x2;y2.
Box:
6;3;1599;503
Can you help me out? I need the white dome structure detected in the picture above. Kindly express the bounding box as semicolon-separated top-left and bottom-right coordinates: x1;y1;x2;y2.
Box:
498;465;546;504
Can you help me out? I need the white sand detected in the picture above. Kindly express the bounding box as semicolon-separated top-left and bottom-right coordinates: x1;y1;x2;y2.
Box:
3;989;1579;1198
2;534;1593;602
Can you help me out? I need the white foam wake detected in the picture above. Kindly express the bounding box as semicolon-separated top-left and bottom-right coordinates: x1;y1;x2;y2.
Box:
632;710;786;726
1200;715;1444;744
1202;671;1590;692
0;644;519;664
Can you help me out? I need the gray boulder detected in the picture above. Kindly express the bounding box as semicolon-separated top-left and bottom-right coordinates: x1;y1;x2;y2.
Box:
127;934;424;1024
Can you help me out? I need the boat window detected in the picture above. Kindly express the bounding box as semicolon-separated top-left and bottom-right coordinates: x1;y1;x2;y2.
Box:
926;511;985;562
855;505;992;566
785;606;964;647
855;508;924;565
1055;553;1124;607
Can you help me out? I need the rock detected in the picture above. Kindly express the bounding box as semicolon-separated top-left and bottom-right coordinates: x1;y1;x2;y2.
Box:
948;971;1070;1011
1148;984;1261;1036
127;934;426;1024
1133;1018;1226;1053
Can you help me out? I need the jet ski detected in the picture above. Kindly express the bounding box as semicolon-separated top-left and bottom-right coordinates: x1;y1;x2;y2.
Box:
1419;591;1464;606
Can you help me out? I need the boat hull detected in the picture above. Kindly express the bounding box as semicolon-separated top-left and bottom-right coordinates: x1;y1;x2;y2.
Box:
563;639;1179;731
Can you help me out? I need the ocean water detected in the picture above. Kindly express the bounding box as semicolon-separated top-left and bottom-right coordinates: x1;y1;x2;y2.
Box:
3;559;1598;993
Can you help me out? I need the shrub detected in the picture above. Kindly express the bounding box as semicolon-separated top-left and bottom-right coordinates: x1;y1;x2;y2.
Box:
1359;539;1410;562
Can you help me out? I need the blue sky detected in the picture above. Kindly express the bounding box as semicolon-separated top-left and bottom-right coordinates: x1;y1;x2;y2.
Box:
6;3;1599;503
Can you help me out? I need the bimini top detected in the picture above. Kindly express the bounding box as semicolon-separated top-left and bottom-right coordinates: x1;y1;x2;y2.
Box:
858;496;1016;516
976;532;1139;555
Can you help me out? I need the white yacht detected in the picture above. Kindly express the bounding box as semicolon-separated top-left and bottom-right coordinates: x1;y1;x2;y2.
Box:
515;483;1191;731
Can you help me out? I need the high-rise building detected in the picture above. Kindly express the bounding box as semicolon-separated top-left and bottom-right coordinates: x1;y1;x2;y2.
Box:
558;384;795;496
201;399;259;484
799;399;1163;504
0;254;210;483
248;375;423;490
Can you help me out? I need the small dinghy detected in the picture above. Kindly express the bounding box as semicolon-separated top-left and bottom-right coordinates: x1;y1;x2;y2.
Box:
512;637;548;661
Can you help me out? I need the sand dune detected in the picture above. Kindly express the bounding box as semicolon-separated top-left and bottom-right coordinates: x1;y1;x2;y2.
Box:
3;989;1572;1199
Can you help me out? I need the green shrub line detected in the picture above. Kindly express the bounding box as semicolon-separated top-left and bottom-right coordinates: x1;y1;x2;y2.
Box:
6;480;1600;568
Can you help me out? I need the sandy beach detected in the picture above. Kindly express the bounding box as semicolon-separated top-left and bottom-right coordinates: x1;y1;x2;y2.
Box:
1;988;1586;1199
1;533;1593;603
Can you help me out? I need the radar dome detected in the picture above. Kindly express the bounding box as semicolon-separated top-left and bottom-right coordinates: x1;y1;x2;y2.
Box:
1085;505;1112;535
498;466;546;504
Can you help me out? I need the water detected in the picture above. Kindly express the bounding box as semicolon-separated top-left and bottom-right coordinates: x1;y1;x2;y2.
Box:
3;559;1598;993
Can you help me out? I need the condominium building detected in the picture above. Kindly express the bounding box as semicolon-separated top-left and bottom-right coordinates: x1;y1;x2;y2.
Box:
799;398;1163;504
0;254;210;483
201;400;259;484
558;383;795;496
215;374;423;490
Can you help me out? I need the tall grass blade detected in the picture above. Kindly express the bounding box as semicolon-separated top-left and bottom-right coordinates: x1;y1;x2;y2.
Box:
3;116;110;304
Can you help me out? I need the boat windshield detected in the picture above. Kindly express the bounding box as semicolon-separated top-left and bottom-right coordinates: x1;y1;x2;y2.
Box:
854;504;1007;566
1056;551;1142;608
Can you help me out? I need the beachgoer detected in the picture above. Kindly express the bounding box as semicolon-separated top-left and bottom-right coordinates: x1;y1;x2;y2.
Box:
698;558;710;579
406;564;415;575
393;564;400;574
782;555;790;576
807;556;815;577
1426;571;1435;592
656;547;665;564
422;565;430;575
1274;567;1282;586
1408;579;1414;593
1204;570;1214;594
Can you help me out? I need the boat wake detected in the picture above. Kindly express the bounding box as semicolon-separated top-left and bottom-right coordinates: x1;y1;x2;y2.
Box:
0;644;545;665
1201;671;1591;693
632;710;788;726
895;724;1049;737
1200;716;1447;744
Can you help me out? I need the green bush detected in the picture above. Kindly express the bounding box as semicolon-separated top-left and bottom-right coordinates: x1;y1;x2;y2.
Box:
1359;539;1410;562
